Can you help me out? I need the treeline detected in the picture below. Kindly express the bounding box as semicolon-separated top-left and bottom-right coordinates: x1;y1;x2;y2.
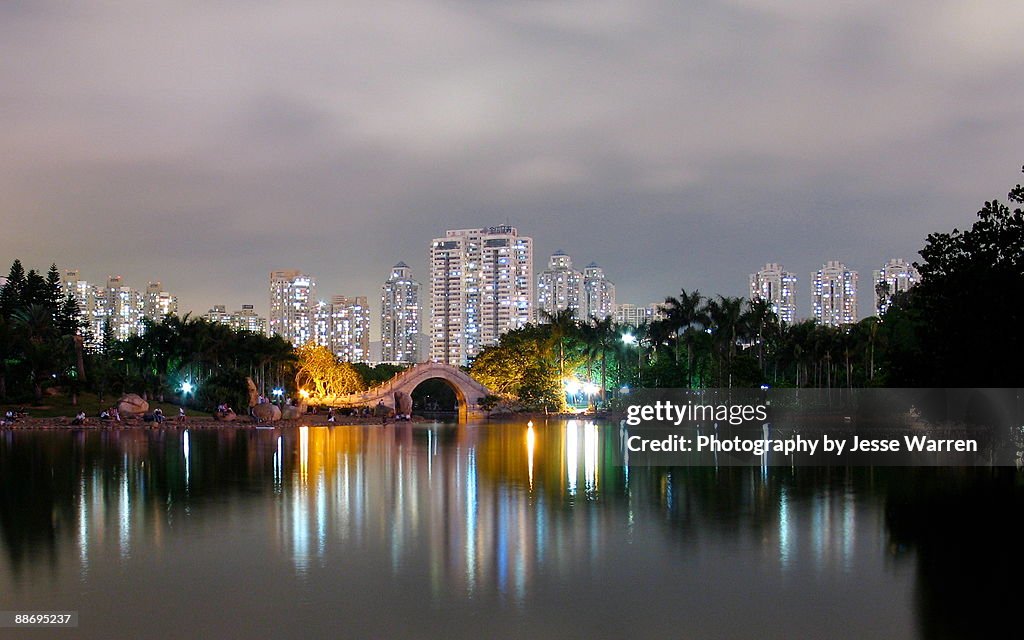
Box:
0;261;87;402
471;165;1024;408
0;265;297;410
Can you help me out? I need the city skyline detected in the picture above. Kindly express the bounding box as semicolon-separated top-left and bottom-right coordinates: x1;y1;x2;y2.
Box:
25;246;922;352
3;3;1021;336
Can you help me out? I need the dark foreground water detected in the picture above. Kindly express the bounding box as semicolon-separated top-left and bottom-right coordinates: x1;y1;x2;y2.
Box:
1;421;1020;639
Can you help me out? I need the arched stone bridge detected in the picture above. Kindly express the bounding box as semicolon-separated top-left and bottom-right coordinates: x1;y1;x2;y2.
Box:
329;362;493;421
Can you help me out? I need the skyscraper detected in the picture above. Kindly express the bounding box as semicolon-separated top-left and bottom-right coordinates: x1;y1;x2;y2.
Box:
536;251;582;321
749;263;797;324
613;302;665;327
811;261;858;327
204;303;267;333
328;295;370;362
873;258;920;315
143;281;177;320
269;270;315;346
582;263;615;320
429;225;533;365
106;275;143;340
381;262;421;362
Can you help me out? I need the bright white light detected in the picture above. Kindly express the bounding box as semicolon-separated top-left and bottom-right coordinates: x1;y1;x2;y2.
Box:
181;381;194;393
564;379;581;396
582;382;599;396
621;333;636;345
272;388;284;397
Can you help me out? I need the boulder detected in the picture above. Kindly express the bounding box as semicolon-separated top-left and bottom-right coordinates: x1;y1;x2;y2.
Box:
214;410;237;422
395;391;413;416
281;404;302;420
252;403;281;422
246;377;259;408
118;393;149;417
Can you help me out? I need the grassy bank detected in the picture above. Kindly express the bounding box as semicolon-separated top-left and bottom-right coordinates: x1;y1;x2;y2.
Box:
3;393;212;418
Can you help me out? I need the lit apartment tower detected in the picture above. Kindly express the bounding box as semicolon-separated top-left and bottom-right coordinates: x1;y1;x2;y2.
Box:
204;304;267;334
143;281;178;320
231;304;266;334
106;275;143;340
429;225;533;365
381;262;421;362
613;302;665;327
582;263;615;320
203;305;232;324
269;270;315;346
873;258;920;315
536;251;582;320
811;261;858;327
749;263;797;324
62;270;104;347
329;295;370;362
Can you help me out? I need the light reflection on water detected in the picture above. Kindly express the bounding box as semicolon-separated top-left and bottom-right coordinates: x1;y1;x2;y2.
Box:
0;421;1018;639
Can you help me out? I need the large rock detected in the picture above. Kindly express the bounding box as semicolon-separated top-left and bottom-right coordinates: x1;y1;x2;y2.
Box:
117;393;149;417
246;377;259;408
281;404;302;420
395;391;413;416
252;403;281;422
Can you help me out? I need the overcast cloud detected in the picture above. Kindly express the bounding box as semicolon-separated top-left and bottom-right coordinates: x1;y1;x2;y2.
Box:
2;1;1023;328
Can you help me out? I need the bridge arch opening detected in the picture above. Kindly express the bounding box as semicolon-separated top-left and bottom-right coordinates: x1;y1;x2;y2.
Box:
410;377;466;420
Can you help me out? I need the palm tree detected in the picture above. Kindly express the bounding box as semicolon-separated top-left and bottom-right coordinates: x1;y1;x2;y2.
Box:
745;298;779;377
11;304;61;403
541;308;578;382
705;296;751;387
658;289;707;387
582;316;617;405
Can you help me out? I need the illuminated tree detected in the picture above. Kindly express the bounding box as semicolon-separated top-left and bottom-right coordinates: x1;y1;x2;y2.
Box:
294;343;365;400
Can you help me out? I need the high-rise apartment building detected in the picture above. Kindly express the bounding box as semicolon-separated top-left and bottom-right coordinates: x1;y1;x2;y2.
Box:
269;270;315;346
536;251;583;321
106;275;144;340
429;225;533;365
613;302;665;327
381;262;421;362
749;263;797;324
60;270;177;347
204;304;267;335
582;263;615;320
873;258;920;315
811;261;858;327
143;281;178;320
232;304;266;335
328;295;370;362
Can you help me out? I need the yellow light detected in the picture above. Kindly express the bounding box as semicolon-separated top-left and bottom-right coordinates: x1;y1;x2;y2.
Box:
526;425;536;489
298;389;310;399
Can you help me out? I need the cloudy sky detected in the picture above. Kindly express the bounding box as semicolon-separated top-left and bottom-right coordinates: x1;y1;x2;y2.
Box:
3;1;1022;329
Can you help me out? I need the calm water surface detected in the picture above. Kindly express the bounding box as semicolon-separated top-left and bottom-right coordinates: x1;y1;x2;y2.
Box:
0;421;1019;639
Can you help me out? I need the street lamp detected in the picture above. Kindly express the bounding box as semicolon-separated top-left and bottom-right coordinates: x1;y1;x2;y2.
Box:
622;332;641;385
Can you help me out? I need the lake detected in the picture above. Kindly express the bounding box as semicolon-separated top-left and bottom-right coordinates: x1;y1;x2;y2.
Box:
0;421;1018;638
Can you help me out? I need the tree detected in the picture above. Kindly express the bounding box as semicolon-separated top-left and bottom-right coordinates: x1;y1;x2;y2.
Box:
294;343;365;400
0;259;25;317
705;295;748;387
11;304;61;402
892;165;1024;386
540;308;578;382
470;325;563;411
657;289;707;386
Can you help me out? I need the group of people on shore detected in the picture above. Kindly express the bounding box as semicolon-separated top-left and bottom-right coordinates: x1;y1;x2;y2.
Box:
1;408;27;426
68;405;186;426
